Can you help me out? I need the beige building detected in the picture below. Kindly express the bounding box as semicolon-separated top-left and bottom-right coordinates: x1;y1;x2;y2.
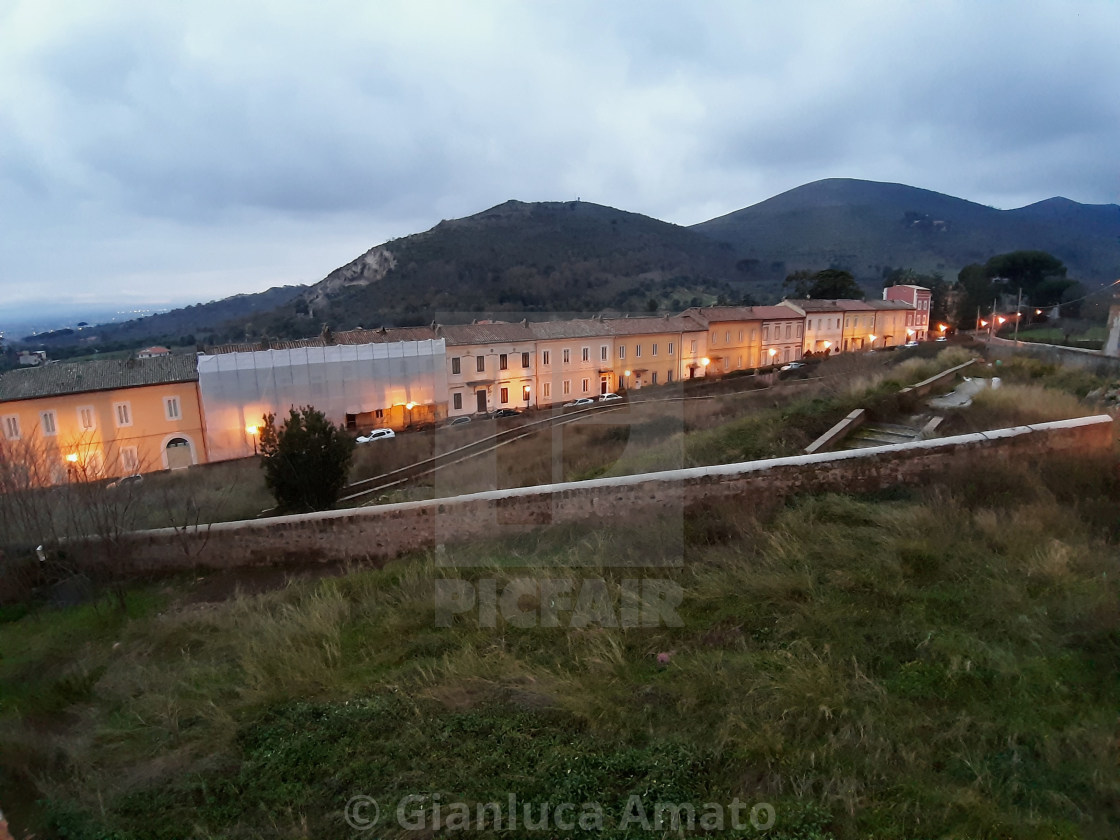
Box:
527;319;613;405
757;304;806;364
439;322;537;416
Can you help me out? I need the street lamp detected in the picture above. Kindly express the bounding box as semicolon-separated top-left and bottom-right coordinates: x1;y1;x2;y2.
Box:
245;424;259;455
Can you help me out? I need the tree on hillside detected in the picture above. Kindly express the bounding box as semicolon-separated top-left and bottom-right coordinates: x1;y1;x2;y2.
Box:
259;406;355;513
984;251;1069;303
784;268;864;300
883;268;952;326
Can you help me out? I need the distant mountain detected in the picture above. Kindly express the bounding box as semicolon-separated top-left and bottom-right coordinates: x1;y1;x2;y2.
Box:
17;286;306;349
240;200;753;338
691;178;1120;285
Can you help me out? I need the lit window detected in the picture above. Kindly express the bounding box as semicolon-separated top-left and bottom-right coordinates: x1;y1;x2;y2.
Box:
522;385;530;401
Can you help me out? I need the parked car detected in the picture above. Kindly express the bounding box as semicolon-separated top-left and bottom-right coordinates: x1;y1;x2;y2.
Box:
106;474;144;491
356;428;395;443
780;361;805;371
447;416;472;426
903;341;920;348
935;336;948;342
493;408;520;418
563;397;596;408
598;392;623;402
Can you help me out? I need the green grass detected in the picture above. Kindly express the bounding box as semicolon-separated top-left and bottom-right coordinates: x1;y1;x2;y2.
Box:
3;451;1119;839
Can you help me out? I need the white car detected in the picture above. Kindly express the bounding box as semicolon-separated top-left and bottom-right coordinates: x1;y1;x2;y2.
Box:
779;362;805;371
563;397;596;408
356;428;395;443
598;392;623;402
903;341;920;348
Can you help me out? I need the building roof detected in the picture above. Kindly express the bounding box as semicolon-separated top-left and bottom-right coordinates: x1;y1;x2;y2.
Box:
599;313;707;335
784;298;877;313
684;304;803;325
436;322;536;345
0;354;199;403
206;326;440;354
866;300;915;311
526;319;612;340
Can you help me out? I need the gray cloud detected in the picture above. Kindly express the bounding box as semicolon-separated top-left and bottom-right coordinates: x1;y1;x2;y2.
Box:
2;0;1118;315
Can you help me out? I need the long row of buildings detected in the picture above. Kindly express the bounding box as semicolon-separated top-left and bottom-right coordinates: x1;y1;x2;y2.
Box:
0;286;932;478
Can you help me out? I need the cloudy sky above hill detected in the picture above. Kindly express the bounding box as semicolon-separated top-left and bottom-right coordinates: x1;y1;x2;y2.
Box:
2;0;1118;316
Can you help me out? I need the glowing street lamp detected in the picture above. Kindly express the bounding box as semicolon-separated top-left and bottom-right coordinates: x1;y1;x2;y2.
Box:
700;357;711;366
245;424;260;455
65;453;79;463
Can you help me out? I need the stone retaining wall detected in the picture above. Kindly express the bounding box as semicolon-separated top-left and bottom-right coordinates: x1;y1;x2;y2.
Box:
113;415;1114;573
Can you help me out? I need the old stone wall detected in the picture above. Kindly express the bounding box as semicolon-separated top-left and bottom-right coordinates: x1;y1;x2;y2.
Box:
114;415;1114;573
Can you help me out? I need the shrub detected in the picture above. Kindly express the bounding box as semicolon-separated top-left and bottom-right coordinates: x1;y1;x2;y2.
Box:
259;406;355;512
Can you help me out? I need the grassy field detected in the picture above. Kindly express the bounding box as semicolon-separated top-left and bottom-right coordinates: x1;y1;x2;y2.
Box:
2;444;1119;838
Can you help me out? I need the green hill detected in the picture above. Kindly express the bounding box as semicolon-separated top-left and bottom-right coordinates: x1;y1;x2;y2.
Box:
691;178;1120;286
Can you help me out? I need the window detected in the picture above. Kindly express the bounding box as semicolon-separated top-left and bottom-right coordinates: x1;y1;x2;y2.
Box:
40;410;57;436
522;352;530;368
763;325;770;341
725;330;730;343
581;378;589;393
476;355;486;373
711;331;717;345
738;329;743;341
453;393;463;410
690;340;697;354
522;385;530;401
737;355;743;368
120;446;139;474
114;402;132;428
668;341;675;356
600;345;608;361
500;387;509;404
582;347;590;362
542;350;551;366
499;354;508;371
651;372;658;385
543;382;551;398
667;369;673;383
563;349;571;364
651;343;658;356
563;380;571;395
375;409;384;418
2;415;19;440
451;357;461;375
796;323;802;337
618;345;626;360
635;344;642;358
163;397;181;421
785;323;792;339
78;406;96;430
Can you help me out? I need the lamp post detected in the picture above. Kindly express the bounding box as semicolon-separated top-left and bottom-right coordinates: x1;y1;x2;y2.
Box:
245;424;259;455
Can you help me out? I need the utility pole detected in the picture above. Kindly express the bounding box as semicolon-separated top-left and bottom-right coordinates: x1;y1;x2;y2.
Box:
989;297;998;340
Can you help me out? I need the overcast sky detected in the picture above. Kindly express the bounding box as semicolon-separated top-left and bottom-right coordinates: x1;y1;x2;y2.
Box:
2;0;1118;318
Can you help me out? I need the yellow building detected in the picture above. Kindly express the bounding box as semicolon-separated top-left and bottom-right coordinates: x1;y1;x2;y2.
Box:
603;314;709;390
0;355;207;482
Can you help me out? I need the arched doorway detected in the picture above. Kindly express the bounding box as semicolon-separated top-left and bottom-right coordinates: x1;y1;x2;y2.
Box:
165;437;194;470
